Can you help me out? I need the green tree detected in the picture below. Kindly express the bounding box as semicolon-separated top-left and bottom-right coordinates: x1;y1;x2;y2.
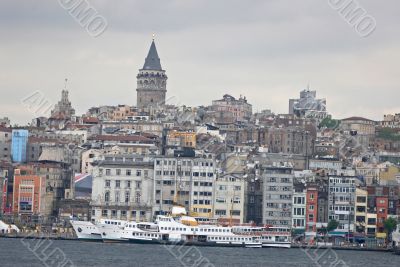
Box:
384;217;398;241
327;220;339;233
318;117;340;129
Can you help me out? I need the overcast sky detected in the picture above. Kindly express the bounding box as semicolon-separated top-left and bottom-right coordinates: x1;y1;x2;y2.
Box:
0;0;399;125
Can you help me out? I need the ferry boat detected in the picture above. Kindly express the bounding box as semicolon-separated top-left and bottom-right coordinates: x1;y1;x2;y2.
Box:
70;220;102;241
101;220;159;242
97;219;130;242
232;226;291;248
129;212;262;248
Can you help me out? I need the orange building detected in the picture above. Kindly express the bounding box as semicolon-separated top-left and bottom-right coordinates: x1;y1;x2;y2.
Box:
166;130;196;148
12;168;45;215
305;186;318;232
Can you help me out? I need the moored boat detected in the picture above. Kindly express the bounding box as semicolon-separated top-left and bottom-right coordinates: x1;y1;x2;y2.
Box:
70;220;102;241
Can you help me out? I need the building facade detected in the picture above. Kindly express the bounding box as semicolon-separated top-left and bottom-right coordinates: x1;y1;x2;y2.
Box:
262;164;294;227
91;155;154;222
211;94;252;122
12;168;46;216
11;129;28;163
292;187;306;233
153;155;216;217
354;188;368;235
305;186;318;232
328;175;356;233
213;174;245;224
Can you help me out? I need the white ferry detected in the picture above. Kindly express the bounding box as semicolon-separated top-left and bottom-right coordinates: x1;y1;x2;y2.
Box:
232;226;291;248
126;212;262;248
70;220;102;241
97;219;130;242
101;220;159;242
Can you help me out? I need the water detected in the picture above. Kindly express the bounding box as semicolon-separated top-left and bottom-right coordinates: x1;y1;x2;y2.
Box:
0;238;399;267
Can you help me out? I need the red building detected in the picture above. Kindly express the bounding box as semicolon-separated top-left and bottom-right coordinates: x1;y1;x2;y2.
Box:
376;196;388;233
12;167;45;216
306;186;318;232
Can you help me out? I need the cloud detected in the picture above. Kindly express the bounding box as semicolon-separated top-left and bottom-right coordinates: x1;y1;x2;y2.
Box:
0;0;399;124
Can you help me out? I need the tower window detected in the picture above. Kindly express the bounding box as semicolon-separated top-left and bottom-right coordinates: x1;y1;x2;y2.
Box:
151;99;153;103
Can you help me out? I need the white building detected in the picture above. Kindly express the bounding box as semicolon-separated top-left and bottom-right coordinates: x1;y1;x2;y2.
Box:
213;174;246;224
262;164;294;227
153;154;216;217
292;189;306;233
91;155;154;222
328;175;356;234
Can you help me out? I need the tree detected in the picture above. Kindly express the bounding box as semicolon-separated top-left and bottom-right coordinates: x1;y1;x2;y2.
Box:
384;217;398;241
327;220;339;233
318;117;340;129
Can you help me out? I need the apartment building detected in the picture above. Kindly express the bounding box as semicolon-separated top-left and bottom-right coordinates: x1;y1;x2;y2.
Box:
91;155;154;222
262;164;294;227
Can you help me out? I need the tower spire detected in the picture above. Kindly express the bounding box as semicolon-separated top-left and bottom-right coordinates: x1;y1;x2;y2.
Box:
142;39;162;70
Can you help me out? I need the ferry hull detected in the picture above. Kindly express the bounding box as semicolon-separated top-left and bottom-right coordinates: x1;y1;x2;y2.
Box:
262;242;291;248
127;238;261;248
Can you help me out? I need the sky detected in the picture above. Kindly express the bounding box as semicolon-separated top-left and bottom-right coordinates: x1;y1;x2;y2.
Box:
0;0;399;125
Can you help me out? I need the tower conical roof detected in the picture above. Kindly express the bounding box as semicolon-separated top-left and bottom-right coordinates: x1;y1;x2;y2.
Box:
142;40;162;70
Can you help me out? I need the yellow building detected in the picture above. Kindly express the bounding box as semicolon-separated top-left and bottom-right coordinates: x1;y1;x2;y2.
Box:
355;188;368;234
379;165;400;185
166;130;196;148
366;213;377;236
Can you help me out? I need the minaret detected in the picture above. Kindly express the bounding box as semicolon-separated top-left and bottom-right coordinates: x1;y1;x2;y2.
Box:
136;38;168;109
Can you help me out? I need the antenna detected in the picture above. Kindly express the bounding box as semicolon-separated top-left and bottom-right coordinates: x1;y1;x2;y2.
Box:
64;78;68;90
152;33;155;41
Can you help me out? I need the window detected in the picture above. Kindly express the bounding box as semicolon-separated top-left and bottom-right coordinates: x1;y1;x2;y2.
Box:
126;169;132;176
136;170;142;177
105;180;110;187
125;192;130;203
116;169;121;175
136;181;141;189
126;181;131;188
131;210;137;218
106;169;111;175
115;191;120;202
115;180;121;188
215;210;226;216
111;210;117;217
250;196;255;204
102;210;108;217
310;194;314;200
309;205;314;211
104;191;110;202
135;192;141;203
